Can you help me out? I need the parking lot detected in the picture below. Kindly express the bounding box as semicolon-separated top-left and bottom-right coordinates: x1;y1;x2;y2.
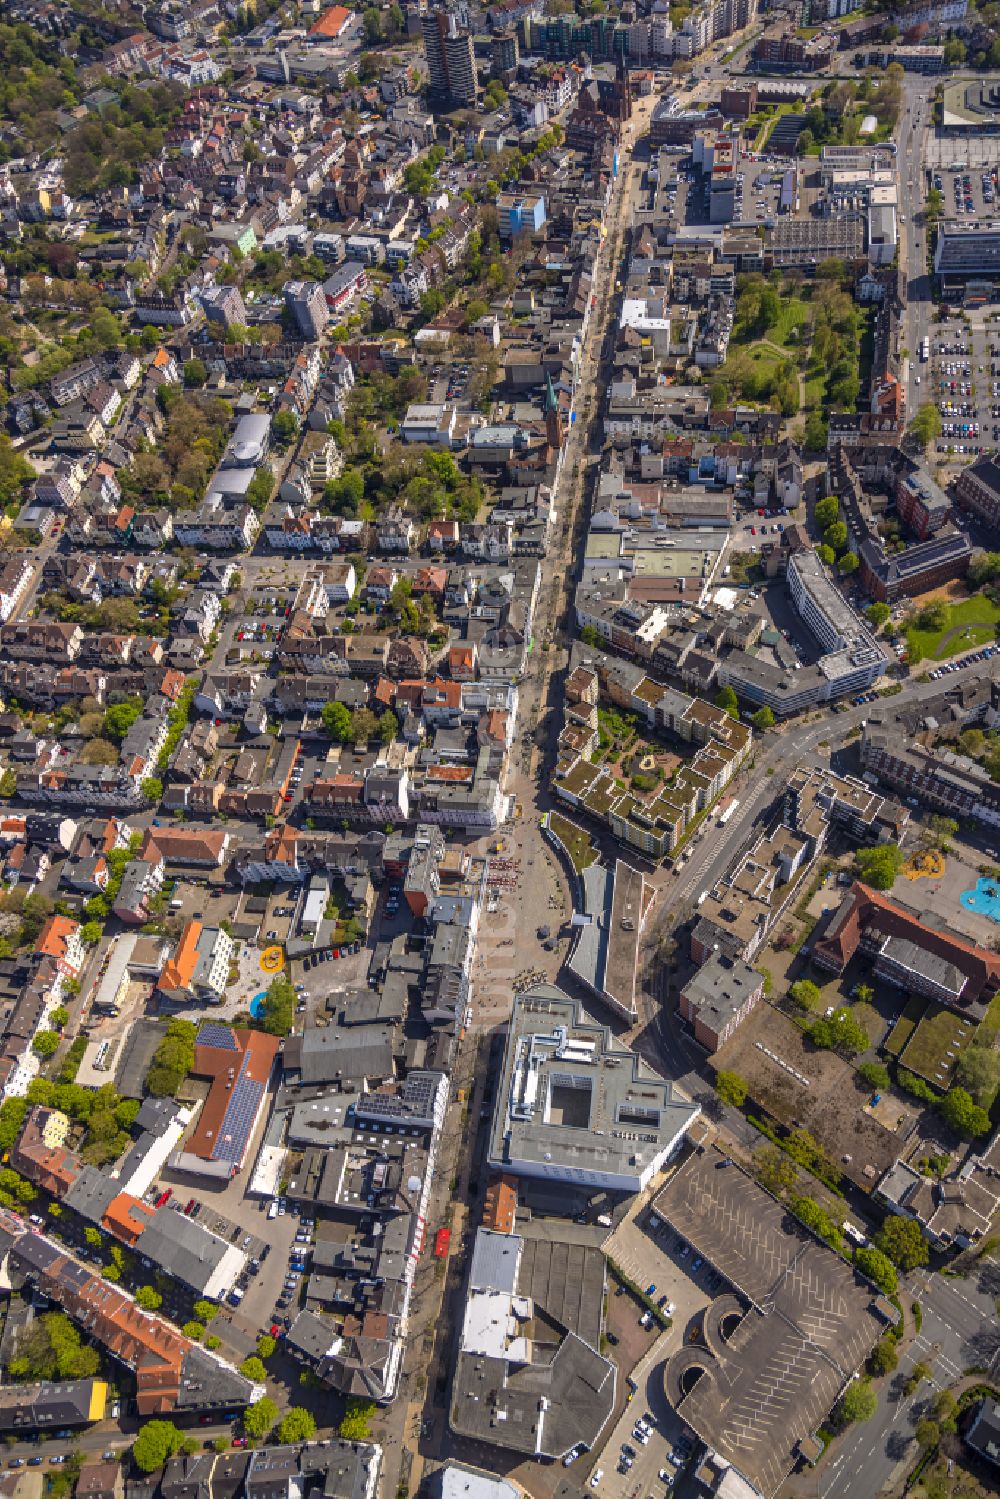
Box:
924;641;999;683
585;1200;723;1499
934;161;997;220
586;1334;695;1499
928;319;998;459
666;155;789;229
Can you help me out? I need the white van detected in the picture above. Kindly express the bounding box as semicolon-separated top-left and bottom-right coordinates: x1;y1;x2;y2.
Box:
267;1200;279;1220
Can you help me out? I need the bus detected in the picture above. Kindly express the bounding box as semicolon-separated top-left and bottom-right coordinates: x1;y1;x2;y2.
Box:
920;337;930;362
718;799;740;827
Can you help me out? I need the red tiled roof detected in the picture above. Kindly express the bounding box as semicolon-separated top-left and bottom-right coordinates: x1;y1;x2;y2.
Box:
36;916;79;963
814;882;1000;1013
157;920;202;993
184;1027;279;1166
308;5;352;37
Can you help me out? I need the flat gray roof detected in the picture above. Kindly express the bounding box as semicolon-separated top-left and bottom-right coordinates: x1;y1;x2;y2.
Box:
487;986;699;1187
657;1150;884;1497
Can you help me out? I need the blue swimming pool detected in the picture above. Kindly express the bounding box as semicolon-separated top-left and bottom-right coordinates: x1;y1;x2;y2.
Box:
250;992;267;1019
960;877;1000;924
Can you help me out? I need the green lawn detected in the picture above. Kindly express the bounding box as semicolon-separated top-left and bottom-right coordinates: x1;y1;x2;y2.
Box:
732;300;809;355
546;813;596;876
803;372;826;411
905;594;1000;663
885;995;925;1057
898;1003;976;1087
768;298;809;347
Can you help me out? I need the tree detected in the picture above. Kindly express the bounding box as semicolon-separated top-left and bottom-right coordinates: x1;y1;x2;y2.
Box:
50;1007;69;1031
321;700;352;742
968;551;1000;587
193;1300;219;1323
715;685;739;719
579;624;600;648
814;495;840;530
8;1311;94;1381
751;706;775;731
183;359;207;389
277;1408;316;1444
839;1377;877;1424
242;1396;278;1441
939;1085;991;1139
756;1144;798;1196
810;1007;870;1057
145;1017;197;1098
908;403;941;447
273;410;298;444
84;1226;103;1248
133;1421;185;1473
874;1214;928;1271
839;551;859;576
869;1338;898;1376
915;1418;940;1451
933;1390;957;1428
823;520;849;553
259;976;295;1037
789;979;821;1012
182;1321;204;1340
141;776;163;803
858;1061;890;1092
715;1071;747;1108
905;1360;932;1396
866;602;891;629
856;844;903;890
804;410;828;451
239;1357;267;1382
854;1246;898;1295
80;921;103;945
792;1195;839;1246
817;544;836;566
136;1286;162;1311
378;709;398;745
955;1045;1000;1108
339;1399;376;1441
349;707;378;744
32;1030;59;1058
0;436;36;510
81;737;119;766
257;1335;277;1359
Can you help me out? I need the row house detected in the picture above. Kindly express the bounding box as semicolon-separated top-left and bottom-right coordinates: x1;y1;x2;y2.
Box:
173;502;260;552
0;621;84;663
0;558;35;623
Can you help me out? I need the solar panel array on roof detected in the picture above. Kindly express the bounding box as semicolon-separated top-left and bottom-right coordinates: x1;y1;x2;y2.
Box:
197;1023;239;1052
355;1073;439;1123
212;1053;264;1165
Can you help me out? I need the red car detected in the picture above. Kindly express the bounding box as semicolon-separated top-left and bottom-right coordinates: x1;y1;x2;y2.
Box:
757;507;765;516
750;526;756;535
270;1324;281;1337
433;1228;451;1259
154;1188;172;1208
233;1438;248;1449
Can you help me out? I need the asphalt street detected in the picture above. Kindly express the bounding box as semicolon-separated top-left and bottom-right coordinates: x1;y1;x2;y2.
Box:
820;1266;1000;1499
898;76;936;415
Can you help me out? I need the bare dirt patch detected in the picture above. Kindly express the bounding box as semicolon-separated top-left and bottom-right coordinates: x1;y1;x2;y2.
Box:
713;1002;907;1192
